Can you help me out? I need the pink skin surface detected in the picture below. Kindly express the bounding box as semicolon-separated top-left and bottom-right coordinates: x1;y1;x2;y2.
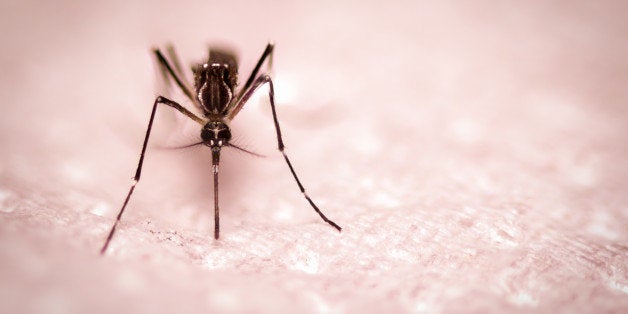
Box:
1;1;627;313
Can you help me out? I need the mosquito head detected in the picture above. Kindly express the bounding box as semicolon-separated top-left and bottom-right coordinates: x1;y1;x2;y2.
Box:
201;121;232;148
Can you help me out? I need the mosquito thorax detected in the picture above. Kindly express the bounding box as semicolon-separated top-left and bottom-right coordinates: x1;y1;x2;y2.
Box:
194;61;237;115
201;121;232;147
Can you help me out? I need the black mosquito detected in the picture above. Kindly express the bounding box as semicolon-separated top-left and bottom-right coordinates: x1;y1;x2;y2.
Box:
100;42;342;254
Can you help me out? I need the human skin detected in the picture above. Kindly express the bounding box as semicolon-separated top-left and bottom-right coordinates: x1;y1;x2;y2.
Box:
0;1;626;313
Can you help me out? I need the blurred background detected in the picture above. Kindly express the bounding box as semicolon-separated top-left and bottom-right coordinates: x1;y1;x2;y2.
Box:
0;1;626;313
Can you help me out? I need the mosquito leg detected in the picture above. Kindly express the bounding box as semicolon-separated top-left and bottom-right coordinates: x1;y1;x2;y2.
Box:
154;48;196;102
100;96;205;255
166;45;185;78
229;42;274;115
241;43;274;94
236;75;342;232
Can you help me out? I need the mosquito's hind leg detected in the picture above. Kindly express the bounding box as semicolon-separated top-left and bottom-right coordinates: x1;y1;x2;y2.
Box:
154;47;196;102
228;43;275;118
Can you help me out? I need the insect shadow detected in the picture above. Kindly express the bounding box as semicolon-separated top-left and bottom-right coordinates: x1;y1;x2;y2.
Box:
100;42;342;254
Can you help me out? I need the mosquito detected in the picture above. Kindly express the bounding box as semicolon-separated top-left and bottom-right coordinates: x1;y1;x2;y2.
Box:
100;42;342;254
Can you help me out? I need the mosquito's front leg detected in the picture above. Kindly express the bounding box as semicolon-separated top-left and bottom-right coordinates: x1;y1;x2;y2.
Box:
100;96;205;255
235;75;342;232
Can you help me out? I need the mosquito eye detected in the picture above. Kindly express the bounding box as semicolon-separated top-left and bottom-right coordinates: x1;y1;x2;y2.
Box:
218;129;231;140
201;129;213;141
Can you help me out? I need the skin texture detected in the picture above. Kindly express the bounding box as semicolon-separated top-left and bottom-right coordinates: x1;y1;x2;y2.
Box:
0;1;626;313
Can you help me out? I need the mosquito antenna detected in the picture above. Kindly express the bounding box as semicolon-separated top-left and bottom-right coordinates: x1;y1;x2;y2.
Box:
226;142;266;157
169;141;266;158
171;141;205;149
